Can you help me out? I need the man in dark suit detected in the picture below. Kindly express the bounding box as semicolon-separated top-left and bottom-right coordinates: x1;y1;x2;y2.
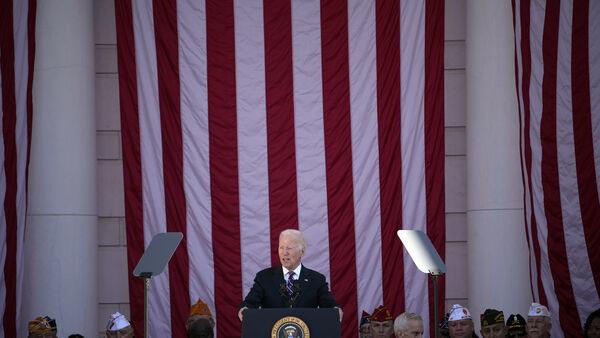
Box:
237;229;342;321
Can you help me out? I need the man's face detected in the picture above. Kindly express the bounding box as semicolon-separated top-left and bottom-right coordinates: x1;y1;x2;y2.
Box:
360;323;372;338
588;317;600;338
480;323;507;338
527;316;550;338
278;235;304;270
448;319;474;338
398;319;424;338
371;320;394;338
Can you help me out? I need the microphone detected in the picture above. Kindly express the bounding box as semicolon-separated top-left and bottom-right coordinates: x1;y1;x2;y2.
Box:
289;280;302;307
279;283;287;297
292;280;302;295
279;283;294;307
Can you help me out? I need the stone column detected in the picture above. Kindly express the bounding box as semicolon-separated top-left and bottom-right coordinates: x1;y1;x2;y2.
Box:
466;0;531;329
23;0;97;337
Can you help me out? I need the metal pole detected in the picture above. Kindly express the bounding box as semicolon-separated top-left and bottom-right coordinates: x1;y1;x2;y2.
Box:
144;277;150;338
432;274;439;338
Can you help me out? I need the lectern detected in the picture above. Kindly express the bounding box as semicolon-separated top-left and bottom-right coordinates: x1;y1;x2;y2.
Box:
242;308;340;338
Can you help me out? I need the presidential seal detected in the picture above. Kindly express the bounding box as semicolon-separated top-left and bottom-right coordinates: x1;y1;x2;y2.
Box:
271;316;310;338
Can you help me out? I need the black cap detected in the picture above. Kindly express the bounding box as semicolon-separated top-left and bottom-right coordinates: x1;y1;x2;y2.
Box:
480;309;505;327
506;314;526;335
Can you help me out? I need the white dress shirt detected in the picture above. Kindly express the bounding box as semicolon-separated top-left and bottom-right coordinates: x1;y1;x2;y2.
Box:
282;264;302;282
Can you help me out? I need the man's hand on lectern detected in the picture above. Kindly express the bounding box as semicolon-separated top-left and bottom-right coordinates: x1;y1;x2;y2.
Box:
238;307;247;321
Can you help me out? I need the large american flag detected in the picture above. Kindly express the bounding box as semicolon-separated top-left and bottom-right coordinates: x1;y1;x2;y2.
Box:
513;0;600;336
0;0;35;337
115;0;444;337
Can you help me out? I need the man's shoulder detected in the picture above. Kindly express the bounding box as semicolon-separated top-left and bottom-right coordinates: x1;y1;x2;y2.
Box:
300;266;326;280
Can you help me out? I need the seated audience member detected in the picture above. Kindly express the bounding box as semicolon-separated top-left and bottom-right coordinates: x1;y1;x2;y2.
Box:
186;299;214;338
526;303;551;338
106;312;134;338
371;305;395;338
505;314;527;338
187;319;213;338
584;308;600;338
393;312;424;338
28;316;58;338
360;310;373;338
479;308;506;338
447;304;478;338
439;312;450;337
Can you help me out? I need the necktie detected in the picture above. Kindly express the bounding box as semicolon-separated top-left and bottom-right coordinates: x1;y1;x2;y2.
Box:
286;271;295;296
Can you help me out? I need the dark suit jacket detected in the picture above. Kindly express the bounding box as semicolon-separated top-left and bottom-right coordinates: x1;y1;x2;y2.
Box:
240;265;338;309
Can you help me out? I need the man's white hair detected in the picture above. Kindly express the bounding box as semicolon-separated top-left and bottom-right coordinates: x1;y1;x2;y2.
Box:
279;229;307;252
393;312;422;336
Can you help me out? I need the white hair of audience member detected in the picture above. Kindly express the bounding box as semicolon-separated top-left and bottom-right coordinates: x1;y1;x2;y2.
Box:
394;312;423;336
280;229;307;252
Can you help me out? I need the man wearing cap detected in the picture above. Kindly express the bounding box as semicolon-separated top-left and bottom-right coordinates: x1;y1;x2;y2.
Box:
479;309;506;338
506;314;527;338
371;305;395;338
106;312;134;338
393;312;424;338
526;303;551;338
28;316;58;338
447;304;478;338
238;229;341;321
360;310;373;338
187;299;214;338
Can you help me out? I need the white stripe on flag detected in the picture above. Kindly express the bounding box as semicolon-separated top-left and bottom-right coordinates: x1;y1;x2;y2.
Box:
133;1;172;336
178;0;216;320
291;0;331;281
528;1;562;336
556;0;600;326
591;0;600;201
13;0;29;328
347;0;384;318
233;0;271;298
400;1;430;333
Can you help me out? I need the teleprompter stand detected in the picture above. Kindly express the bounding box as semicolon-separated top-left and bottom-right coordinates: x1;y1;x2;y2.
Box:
133;232;183;338
398;230;446;338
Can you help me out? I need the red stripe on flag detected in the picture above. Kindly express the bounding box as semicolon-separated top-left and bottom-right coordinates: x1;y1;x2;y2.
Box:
206;1;243;336
0;0;18;335
571;0;600;294
519;0;547;306
540;0;581;334
319;0;359;336
115;2;145;336
152;2;191;337
375;0;404;315
424;0;445;334
263;0;299;265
